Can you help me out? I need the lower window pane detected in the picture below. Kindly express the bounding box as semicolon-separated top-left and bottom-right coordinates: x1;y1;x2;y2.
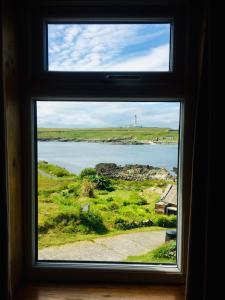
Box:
36;101;180;264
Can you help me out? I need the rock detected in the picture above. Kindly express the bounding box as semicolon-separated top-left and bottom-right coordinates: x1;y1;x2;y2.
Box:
95;163;172;181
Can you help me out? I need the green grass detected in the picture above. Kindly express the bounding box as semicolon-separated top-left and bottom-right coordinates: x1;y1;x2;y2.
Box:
38;162;177;249
125;240;176;263
38;160;74;177
37;127;178;143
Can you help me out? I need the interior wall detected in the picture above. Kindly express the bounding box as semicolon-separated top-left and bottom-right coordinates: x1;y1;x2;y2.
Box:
0;2;9;299
1;0;23;297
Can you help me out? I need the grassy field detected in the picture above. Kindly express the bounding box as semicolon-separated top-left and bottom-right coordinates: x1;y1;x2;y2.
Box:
38;162;177;253
37;127;178;143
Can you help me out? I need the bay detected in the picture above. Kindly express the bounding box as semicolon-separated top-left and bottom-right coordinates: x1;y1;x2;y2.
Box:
38;141;178;174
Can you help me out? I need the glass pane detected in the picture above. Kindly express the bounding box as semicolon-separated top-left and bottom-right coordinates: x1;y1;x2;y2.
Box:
48;24;171;71
37;101;180;264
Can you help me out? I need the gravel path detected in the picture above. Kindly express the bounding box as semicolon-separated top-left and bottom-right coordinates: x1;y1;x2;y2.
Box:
39;230;166;261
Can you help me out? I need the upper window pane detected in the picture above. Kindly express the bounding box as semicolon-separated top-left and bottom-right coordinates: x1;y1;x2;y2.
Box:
47;23;171;71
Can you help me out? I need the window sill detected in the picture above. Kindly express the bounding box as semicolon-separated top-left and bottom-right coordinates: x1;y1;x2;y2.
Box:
13;283;185;300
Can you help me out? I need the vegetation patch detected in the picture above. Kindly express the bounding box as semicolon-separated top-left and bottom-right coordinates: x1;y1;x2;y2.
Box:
125;240;176;263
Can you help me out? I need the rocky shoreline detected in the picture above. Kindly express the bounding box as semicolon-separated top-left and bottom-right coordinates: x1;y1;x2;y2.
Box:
38;137;177;145
95;163;173;181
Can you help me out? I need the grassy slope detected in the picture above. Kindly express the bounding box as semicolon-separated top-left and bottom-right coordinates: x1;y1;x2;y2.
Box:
38;127;178;143
38;163;177;249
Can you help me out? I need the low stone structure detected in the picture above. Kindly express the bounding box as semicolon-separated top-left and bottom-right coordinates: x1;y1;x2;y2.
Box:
155;184;177;215
95;163;172;181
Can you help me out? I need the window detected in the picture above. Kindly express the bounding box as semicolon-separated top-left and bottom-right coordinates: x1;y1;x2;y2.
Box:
47;23;171;71
36;100;180;265
25;3;190;283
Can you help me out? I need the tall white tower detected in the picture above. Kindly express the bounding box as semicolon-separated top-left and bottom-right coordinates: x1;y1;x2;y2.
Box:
134;114;138;127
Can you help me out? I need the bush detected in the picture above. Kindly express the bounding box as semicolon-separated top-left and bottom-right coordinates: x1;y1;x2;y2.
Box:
81;179;96;198
115;217;153;230
38;208;80;234
106;197;114;202
80;211;107;234
109;202;119;211
80;168;96;178
136;198;148;205
153;215;177;228
38;207;108;235
87;175;114;191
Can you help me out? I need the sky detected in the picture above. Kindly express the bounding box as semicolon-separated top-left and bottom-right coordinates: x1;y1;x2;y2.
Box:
48;23;170;71
37;102;180;129
43;24;177;128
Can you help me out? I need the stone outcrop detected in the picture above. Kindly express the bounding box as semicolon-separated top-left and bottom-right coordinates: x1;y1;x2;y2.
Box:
95;163;172;181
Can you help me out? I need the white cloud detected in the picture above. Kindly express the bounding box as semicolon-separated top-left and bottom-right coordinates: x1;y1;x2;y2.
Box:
37;102;180;129
48;24;170;71
105;44;169;71
64;26;80;43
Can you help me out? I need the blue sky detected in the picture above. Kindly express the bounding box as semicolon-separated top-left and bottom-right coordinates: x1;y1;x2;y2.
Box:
48;24;170;71
43;25;177;128
37;102;180;129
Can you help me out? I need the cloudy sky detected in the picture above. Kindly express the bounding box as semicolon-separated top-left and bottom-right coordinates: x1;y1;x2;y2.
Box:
48;23;170;71
37;102;180;129
43;24;177;128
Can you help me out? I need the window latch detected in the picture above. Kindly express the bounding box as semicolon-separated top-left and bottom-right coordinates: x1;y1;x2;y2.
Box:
105;74;141;80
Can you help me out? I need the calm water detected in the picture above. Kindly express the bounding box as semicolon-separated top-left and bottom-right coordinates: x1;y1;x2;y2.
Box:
38;141;178;174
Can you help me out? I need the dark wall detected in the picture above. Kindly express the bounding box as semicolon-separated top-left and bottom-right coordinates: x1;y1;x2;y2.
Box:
185;1;213;299
0;0;212;299
0;0;23;298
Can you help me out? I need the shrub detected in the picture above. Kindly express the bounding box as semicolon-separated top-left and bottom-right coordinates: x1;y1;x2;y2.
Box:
87;175;114;191
136;198;148;205
98;191;108;195
115;217;153;230
81;179;96;198
60;190;69;197
62;225;78;233
106;197;114;202
80;211;107;233
109;202;119;211
38;208;80;234
80;168;96;178
38;207;108;235
153;215;177;228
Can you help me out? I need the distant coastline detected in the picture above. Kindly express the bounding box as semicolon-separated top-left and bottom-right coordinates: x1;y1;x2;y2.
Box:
37;137;177;145
37;127;179;145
